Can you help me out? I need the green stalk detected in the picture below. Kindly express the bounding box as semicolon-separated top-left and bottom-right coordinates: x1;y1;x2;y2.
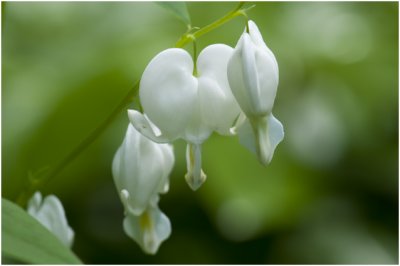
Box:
16;81;139;207
175;2;247;48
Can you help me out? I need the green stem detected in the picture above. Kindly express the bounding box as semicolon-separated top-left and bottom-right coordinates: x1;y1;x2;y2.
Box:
175;2;247;48
16;81;140;207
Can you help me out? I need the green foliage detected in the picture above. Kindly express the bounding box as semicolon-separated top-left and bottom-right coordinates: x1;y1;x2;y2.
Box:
157;2;191;26
2;199;82;264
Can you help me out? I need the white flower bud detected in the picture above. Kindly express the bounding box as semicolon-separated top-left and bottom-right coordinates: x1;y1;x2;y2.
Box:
27;192;74;248
112;124;174;216
228;20;284;165
129;44;240;190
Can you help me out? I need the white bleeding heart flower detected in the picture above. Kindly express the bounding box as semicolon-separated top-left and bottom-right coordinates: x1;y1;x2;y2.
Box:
228;20;284;165
112;124;174;216
129;44;241;190
27;192;74;248
112;124;174;254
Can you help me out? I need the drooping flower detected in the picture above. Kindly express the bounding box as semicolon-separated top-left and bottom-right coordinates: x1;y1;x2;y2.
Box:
27;192;74;248
112;124;174;254
128;44;241;190
228;20;284;165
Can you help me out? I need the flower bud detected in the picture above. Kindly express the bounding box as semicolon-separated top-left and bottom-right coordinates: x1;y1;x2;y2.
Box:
228;20;284;165
27;192;74;248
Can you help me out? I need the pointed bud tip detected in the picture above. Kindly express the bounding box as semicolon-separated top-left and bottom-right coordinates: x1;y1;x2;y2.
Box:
185;171;207;191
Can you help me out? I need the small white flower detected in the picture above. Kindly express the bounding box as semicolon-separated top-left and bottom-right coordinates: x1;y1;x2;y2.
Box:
27;192;74;248
129;44;240;190
228;20;284;165
112;124;174;254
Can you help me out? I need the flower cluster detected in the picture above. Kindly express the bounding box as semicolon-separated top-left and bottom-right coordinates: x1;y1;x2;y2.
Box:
112;20;284;254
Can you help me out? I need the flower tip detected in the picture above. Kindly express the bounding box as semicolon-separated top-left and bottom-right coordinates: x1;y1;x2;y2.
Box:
185;170;207;191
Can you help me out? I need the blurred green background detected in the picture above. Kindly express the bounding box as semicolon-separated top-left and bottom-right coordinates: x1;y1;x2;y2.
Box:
2;1;398;264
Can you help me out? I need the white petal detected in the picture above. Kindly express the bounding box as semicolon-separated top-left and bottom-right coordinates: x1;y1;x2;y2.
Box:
28;193;74;248
228;35;255;117
248;20;279;75
127;110;171;143
27;191;42;215
229;112;247;135
237;114;284;165
157;143;175;194
241;33;264;115
182;99;212;144
248;20;266;48
184;143;206;191
254;45;279;114
196;44;241;135
123;205;171;255
140;48;198;140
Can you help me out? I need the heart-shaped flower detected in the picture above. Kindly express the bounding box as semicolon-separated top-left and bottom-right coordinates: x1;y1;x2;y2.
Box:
129;44;241;190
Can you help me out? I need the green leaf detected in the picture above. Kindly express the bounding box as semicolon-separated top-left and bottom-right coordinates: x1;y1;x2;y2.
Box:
2;198;82;264
157;2;191;26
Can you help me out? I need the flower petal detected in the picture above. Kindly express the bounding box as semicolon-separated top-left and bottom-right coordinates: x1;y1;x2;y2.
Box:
228;35;256;117
184;143;206;191
128;110;171;143
123;205;171;255
237;114;284;165
139;48;198;140
248;20;279;76
196;44;241;135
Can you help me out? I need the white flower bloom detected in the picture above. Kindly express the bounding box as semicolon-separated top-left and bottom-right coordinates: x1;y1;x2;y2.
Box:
27;192;74;248
228;20;284;165
129;44;240;190
112;124;174;254
112;124;174;216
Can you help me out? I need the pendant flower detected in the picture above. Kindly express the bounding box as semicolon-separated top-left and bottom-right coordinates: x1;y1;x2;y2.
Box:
128;44;241;190
27;192;74;248
228;20;284;165
112;124;174;254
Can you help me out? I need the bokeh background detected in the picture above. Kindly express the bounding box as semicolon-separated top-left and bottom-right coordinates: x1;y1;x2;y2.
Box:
2;1;398;264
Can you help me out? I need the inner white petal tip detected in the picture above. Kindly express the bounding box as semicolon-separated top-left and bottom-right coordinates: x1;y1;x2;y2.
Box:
185;170;207;191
